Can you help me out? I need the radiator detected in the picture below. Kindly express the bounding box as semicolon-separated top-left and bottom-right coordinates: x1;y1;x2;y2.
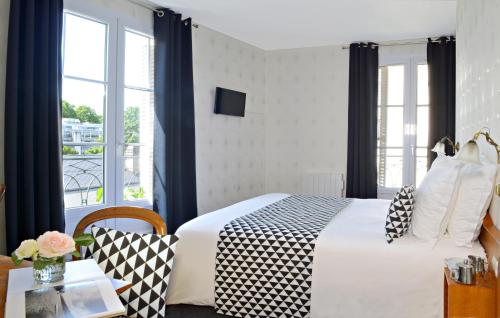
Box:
300;172;345;197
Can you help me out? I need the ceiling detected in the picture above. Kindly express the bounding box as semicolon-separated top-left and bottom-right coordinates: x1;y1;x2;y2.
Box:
149;0;456;50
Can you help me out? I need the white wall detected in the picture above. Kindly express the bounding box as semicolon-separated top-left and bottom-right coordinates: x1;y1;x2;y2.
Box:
379;44;426;63
192;30;353;212
263;44;426;197
264;46;349;194
456;0;500;228
192;26;267;214
0;0;10;254
456;0;500;162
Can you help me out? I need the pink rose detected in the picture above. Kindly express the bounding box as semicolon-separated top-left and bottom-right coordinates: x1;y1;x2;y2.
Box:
37;231;75;258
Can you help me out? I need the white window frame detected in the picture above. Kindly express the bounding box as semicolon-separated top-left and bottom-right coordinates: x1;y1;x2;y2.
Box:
63;0;154;231
378;52;427;199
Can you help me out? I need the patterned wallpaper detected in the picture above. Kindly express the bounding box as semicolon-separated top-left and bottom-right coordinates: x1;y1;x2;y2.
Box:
192;26;267;214
192;27;351;214
193;31;429;212
456;0;500;162
265;47;349;194
456;0;500;228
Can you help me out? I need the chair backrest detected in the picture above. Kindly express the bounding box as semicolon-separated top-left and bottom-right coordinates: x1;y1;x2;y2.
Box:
72;206;167;260
0;184;5;203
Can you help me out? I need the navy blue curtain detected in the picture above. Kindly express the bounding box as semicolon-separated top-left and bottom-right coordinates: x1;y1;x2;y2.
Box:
427;36;456;167
5;0;65;253
153;9;197;233
346;42;379;199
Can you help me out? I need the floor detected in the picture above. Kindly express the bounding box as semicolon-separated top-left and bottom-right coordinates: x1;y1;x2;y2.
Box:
166;304;232;318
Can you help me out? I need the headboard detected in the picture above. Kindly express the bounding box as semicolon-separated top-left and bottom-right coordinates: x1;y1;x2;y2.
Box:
479;213;500;316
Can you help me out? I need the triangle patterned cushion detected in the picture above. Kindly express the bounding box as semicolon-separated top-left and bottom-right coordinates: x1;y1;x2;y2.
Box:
385;185;416;243
87;227;178;318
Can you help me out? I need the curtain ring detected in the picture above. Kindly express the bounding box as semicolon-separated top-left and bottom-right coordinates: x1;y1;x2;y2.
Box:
156;10;164;18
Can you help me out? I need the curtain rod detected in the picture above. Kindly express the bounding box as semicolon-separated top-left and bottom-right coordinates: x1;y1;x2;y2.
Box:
341;36;455;50
126;0;164;16
125;0;199;27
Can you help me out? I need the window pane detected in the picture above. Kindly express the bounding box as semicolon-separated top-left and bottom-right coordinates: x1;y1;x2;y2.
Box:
125;31;153;89
377;107;381;144
385;156;403;188
377;147;403;189
386;148;403;156
416;147;427;157
377;69;382;106
417;64;429;105
387;65;404;105
63;154;104;208
63;13;107;81
62;78;105;127
123;89;153;201
62;78;106;209
417;106;429;148
386;107;404;147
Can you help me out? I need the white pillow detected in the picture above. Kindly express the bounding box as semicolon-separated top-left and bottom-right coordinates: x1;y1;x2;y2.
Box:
447;161;497;247
412;156;464;241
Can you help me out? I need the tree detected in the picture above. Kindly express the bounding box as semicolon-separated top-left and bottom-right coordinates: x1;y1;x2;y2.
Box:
75;105;103;124
84;146;103;155
62;100;77;119
62;146;78;155
124;107;140;143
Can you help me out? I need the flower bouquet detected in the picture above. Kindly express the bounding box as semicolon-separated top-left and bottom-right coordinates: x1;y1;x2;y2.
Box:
11;231;95;284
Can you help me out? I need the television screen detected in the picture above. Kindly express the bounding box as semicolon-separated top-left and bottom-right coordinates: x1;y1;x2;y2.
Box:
214;87;246;117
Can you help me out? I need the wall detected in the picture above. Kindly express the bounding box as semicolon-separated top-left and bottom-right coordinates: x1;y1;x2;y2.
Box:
264;46;349;194
456;0;500;228
456;0;500;161
192;26;267;214
192;29;352;213
0;0;10;254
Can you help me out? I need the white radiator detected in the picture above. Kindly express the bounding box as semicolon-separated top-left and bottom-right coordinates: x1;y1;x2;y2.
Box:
300;172;345;197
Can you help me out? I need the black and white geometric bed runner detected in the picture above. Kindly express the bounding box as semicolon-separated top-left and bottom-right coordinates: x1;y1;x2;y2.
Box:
214;195;353;318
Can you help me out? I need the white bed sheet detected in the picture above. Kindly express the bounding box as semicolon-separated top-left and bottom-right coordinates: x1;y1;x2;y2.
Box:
166;193;485;318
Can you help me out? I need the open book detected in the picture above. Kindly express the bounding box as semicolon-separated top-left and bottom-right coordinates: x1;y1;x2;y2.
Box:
6;260;125;318
24;279;124;318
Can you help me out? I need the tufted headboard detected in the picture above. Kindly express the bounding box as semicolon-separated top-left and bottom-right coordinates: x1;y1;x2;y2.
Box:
479;213;500;315
488;171;500;229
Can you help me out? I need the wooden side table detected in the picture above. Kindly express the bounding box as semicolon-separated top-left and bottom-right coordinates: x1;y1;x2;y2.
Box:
444;268;496;318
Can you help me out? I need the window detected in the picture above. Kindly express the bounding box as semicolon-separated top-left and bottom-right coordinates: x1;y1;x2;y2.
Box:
62;1;154;217
377;57;429;196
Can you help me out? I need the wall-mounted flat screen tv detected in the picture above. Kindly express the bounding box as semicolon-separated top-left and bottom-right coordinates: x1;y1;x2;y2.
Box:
214;87;246;117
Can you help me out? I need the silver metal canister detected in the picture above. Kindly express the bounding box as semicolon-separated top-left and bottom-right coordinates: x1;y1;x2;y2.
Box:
458;263;475;285
468;255;486;276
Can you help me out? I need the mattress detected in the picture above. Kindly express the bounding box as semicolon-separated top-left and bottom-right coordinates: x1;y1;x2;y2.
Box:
166;193;485;318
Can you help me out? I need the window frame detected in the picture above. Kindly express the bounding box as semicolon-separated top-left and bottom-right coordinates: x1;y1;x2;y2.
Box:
115;22;154;208
63;0;154;229
377;52;427;198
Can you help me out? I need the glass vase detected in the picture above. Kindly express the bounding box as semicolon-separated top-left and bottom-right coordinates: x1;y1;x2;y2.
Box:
33;256;66;284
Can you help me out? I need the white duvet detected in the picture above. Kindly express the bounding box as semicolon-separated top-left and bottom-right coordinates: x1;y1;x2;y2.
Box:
166;193;485;318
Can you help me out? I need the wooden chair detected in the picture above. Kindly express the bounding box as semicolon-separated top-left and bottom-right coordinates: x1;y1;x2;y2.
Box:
0;184;5;203
72;206;167;260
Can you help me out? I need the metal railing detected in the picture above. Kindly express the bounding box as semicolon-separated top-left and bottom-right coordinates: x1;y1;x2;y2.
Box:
63;155;140;206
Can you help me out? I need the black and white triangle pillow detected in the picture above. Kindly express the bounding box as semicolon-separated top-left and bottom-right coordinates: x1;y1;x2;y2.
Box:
385;185;416;243
87;227;178;318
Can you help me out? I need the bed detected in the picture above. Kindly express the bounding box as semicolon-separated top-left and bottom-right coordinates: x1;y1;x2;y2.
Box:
165;193;487;318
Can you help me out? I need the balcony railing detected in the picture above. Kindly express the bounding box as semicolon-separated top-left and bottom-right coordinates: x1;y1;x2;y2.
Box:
63;154;140;208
